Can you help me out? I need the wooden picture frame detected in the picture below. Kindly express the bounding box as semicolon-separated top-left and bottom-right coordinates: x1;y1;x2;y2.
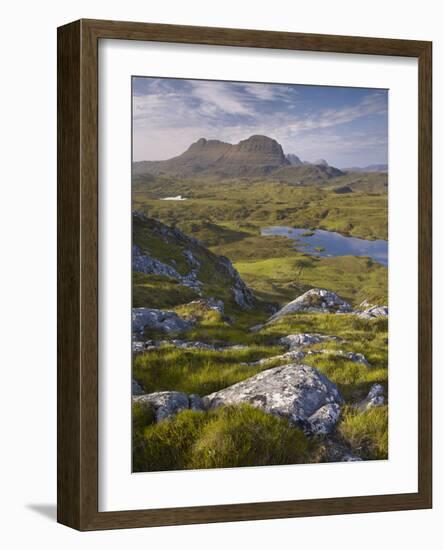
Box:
57;18;432;530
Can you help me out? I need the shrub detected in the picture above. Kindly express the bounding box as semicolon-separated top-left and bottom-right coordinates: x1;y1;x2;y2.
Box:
338;406;388;460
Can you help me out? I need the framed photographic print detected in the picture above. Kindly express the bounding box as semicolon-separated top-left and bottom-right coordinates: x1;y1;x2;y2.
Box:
57;19;432;530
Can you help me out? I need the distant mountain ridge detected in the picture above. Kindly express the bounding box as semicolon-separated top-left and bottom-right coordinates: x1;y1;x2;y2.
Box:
134;135;291;178
343;164;388;173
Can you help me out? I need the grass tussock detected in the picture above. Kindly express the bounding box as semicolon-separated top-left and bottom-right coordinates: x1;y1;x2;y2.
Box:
338;406;388;460
133;404;309;472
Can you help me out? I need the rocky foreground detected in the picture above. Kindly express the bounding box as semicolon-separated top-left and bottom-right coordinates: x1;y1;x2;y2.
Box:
132;288;388;463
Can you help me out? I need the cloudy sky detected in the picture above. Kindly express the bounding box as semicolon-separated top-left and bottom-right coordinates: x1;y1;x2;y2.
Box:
132;77;388;168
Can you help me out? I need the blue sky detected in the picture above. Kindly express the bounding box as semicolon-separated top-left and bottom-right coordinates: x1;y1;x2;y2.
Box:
133;77;388;168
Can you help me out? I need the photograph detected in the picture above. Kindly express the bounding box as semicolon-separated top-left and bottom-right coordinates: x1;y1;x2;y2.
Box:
131;76;389;472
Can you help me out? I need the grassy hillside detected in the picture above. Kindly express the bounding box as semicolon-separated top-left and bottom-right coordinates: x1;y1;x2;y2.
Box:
132;171;388;471
134;176;387;240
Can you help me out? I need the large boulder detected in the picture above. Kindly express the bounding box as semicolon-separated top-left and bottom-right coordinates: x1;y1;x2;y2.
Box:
270;288;353;321
203;363;344;435
132;307;193;335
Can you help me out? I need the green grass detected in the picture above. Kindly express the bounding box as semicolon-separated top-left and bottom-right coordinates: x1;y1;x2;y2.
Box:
234;254;387;307
133;272;199;308
260;313;388;402
133;404;309;472
133;177;387;241
133;344;283;396
338;406;388;460
132;173;389;468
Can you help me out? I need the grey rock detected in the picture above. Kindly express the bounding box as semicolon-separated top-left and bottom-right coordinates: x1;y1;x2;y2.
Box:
325;350;370;366
132;244;202;293
244;349;306;367
132;379;145;395
270;288;352;321
356;383;386;411
132;338;248;353
279;333;342;350
133;391;189;422
203;363;344;435
218;256;256;310
186;297;225;314
182;249;201;269
189;394;206;412
357;305;388;319
308;403;342;435
132;308;193;335
321;439;363;462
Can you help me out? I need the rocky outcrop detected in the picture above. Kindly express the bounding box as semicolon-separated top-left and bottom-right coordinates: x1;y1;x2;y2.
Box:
132;244;202;293
132;338;248;353
356;384;386;411
217;256;256;309
132;308;193;335
357;305;388;319
133;391;206;421
245;348;369;368
132;212;256;310
203;363;344;435
279;332;342;350
270;288;352;321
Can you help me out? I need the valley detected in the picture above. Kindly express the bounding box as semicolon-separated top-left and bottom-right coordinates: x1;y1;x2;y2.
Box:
131;135;388;472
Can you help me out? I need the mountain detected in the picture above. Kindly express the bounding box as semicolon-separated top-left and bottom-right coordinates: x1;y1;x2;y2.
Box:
270;163;344;185
132;211;256;311
134;135;290;178
343;164;388;173
313;159;329;167
286;153;304;166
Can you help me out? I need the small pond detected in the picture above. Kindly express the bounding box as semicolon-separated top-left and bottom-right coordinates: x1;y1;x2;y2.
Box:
261;226;388;266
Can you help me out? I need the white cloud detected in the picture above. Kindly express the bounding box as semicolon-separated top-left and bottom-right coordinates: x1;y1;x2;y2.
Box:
132;79;387;166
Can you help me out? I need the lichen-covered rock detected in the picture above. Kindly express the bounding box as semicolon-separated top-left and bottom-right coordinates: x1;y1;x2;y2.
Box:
356;384;386;411
132;308;193;335
133;391;189;422
203;363;344;435
279;333;342;350
132;338;248;353
307;403;341;435
357;305;388;319
270;288;352;320
132;379;145;395
132;245;203;293
327;350;370;366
